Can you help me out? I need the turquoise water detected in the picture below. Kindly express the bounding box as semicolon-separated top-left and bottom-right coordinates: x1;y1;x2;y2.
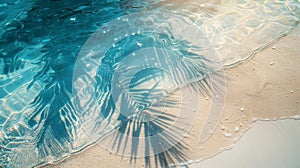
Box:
0;0;299;168
1;1;129;167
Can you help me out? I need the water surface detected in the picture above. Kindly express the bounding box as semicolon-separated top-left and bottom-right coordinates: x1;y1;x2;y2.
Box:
0;0;299;167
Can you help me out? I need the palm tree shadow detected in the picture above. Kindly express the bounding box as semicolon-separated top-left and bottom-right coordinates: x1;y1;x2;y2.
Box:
96;31;224;168
111;93;191;168
107;73;220;168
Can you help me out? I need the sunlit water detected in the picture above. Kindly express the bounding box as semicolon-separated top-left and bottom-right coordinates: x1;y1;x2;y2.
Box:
0;0;299;167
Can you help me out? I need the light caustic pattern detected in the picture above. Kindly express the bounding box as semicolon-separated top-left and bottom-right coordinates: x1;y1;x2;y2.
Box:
0;0;299;168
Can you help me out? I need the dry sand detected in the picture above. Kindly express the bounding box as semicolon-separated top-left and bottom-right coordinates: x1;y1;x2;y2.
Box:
45;19;300;168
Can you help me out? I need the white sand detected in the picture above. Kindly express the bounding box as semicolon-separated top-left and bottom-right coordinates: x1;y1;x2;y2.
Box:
186;119;300;168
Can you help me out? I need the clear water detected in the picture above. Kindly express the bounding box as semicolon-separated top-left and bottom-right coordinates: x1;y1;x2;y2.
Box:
0;0;299;168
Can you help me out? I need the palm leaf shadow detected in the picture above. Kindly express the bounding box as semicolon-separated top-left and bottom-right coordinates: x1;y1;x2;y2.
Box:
112;88;190;168
107;65;219;168
96;31;224;168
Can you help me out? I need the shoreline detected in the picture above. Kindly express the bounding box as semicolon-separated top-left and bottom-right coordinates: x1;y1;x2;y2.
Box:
45;17;300;168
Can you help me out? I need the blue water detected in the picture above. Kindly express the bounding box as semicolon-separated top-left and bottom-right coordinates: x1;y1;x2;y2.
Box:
0;1;214;167
0;1;134;167
0;0;299;168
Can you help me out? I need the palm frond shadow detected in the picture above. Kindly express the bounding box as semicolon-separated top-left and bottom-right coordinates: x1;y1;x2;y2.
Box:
96;31;225;168
111;91;190;168
107;70;222;168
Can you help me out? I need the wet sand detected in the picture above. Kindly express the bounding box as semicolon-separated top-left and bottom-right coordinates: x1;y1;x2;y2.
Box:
187;119;300;168
46;18;300;168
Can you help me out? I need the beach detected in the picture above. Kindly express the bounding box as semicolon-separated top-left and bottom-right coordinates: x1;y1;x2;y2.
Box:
1;1;299;168
46;15;300;168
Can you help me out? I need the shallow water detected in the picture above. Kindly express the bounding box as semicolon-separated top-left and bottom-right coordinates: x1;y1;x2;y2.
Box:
0;0;299;168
